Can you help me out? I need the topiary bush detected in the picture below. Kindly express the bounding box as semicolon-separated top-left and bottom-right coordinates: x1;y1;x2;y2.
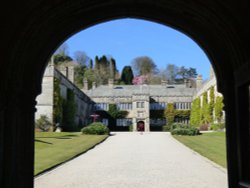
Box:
81;122;109;135
35;115;52;132
171;127;200;136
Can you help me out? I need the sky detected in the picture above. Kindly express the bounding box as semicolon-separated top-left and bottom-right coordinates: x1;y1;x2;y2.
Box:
65;18;211;80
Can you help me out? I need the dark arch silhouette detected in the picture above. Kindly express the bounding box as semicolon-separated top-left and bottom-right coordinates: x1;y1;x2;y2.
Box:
1;1;250;187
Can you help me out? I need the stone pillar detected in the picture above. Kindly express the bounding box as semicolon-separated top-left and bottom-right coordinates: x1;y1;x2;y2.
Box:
0;90;36;188
58;65;67;77
83;79;88;90
196;75;203;88
92;82;96;89
161;80;167;86
108;79;114;88
67;66;74;83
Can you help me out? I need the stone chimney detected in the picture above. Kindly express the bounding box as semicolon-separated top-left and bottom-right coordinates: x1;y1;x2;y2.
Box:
58;65;67;77
67;66;74;83
161;80;167;86
184;79;191;88
196;75;203;88
92;82;96;89
108;79;114;88
83;79;88;90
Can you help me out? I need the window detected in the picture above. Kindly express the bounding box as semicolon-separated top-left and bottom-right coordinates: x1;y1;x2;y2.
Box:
117;103;132;110
150;118;166;126
116;118;132;126
136;102;144;108
102;119;109;126
150;102;166;110
94;103;108;111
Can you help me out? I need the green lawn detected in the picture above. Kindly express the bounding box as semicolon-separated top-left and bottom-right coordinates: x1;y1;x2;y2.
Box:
172;131;227;168
35;132;108;175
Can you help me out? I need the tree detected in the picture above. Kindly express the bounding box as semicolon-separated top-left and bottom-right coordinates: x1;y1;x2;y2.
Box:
131;56;158;76
74;65;86;88
108;104;128;130
74;51;90;66
120;66;134;85
53;54;73;65
110;58;117;79
164;103;175;125
165;64;179;83
84;69;95;88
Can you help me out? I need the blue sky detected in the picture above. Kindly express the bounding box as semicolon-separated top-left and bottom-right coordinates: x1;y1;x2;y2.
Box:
65;18;211;80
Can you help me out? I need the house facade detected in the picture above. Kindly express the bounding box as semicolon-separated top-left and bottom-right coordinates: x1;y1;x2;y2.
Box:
36;64;222;131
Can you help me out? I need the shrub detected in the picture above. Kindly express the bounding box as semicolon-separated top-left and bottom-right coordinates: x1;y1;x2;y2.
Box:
210;123;225;131
129;124;133;132
171;123;189;130
35;115;52;132
163;125;171;132
81;122;109;135
171;127;200;136
199;124;209;131
210;124;220;131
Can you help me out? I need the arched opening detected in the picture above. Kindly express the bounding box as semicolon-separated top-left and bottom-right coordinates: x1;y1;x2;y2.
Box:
2;1;250;188
137;121;145;132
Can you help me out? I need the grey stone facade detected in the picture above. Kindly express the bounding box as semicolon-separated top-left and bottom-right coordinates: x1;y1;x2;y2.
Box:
36;64;223;131
35;64;93;130
84;80;195;131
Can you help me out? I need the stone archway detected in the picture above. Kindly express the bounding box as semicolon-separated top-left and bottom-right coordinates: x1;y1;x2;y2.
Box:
2;1;250;187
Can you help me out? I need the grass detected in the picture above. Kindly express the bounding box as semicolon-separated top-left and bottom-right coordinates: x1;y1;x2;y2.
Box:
172;131;227;168
35;132;108;176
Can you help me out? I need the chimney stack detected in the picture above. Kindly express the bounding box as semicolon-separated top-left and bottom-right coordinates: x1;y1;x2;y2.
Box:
196;75;203;88
67;66;74;83
161;80;167;86
108;79;114;88
83;79;88;90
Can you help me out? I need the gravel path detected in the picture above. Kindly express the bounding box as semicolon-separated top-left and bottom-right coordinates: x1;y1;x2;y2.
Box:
35;132;227;188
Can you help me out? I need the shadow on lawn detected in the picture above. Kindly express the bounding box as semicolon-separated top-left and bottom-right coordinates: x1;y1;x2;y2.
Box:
36;134;79;139
35;139;52;145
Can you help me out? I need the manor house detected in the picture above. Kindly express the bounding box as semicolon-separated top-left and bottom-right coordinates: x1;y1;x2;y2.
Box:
35;63;220;131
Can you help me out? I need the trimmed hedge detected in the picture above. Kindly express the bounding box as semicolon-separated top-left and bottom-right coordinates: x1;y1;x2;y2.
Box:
210;123;225;131
171;127;200;136
81;122;109;135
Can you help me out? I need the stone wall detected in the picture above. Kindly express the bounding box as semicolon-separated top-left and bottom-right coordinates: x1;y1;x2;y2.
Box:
35;64;93;129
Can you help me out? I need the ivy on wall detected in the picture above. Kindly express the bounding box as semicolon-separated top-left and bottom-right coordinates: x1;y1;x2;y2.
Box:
53;78;62;126
214;96;224;123
200;91;212;125
164;103;175;125
190;86;224;127
175;110;191;118
62;88;76;131
190;98;201;127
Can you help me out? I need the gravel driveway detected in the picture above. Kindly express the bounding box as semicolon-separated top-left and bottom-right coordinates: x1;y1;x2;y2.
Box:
35;132;227;188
